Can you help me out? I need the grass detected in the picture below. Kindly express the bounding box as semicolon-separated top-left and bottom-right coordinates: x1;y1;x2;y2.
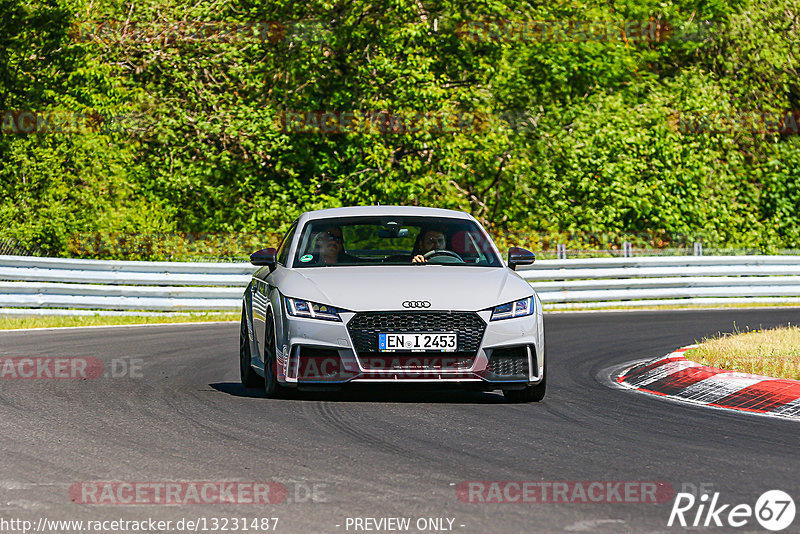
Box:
684;325;800;380
0;312;239;330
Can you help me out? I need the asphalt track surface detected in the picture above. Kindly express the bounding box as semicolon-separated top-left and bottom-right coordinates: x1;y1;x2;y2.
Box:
1;309;799;534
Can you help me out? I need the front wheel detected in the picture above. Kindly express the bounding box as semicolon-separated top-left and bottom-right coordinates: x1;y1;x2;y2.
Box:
264;310;291;398
503;376;546;403
240;306;263;388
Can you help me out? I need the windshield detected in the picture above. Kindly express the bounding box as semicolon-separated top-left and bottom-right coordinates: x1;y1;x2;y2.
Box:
292;216;502;268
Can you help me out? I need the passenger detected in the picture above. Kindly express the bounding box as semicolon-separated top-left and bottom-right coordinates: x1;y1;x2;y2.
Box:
411;227;447;263
315;225;358;265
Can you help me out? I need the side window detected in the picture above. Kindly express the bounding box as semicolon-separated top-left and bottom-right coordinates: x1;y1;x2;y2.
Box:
276;222;298;266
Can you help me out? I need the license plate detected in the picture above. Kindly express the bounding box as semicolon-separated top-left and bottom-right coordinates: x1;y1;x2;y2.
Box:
378;333;458;352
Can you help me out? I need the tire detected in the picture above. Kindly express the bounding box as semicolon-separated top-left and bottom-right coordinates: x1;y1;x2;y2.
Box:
528;373;546;402
503;364;546;403
264;310;291;398
240;306;263;388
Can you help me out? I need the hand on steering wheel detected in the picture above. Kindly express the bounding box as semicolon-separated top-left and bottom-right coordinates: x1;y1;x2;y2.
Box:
422;249;464;262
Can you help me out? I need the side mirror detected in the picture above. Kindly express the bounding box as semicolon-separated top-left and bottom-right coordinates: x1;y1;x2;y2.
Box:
507;247;535;271
250;247;277;271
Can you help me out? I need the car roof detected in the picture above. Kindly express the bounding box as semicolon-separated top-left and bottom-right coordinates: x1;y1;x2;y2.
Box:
299;205;475;222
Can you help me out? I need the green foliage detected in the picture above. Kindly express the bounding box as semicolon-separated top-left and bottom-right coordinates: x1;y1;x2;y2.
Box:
1;0;800;258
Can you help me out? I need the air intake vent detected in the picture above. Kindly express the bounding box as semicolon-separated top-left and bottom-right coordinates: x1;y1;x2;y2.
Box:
486;346;531;380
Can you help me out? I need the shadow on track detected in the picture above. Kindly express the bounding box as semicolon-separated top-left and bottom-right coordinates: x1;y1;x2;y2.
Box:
208;382;267;398
209;382;509;404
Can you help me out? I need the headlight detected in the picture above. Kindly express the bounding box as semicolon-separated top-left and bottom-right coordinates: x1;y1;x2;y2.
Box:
491;296;534;321
285;297;342;322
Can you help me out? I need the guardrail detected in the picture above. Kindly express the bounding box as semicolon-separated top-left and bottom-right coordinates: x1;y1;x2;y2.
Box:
0;256;252;312
517;256;800;308
2;254;800;314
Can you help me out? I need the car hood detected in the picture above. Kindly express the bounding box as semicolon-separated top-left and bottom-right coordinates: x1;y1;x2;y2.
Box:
275;265;534;312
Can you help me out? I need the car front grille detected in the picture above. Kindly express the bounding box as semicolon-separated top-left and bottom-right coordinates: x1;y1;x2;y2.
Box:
347;311;486;370
347;311;486;352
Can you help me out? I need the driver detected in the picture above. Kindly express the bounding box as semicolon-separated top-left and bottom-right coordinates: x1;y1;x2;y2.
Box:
315;225;358;265
412;227;447;263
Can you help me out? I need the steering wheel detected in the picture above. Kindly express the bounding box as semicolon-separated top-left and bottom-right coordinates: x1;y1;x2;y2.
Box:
423;249;464;262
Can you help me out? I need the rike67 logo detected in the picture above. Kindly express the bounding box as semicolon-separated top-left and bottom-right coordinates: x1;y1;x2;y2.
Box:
669;490;796;531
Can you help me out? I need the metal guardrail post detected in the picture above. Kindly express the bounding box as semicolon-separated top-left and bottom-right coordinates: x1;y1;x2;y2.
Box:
556;244;566;259
623;242;633;257
694;242;703;256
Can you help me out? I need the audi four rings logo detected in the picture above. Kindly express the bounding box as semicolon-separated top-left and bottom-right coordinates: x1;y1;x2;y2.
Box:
402;300;431;308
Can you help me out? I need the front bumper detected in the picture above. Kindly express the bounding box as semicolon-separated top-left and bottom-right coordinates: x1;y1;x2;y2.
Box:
279;307;543;386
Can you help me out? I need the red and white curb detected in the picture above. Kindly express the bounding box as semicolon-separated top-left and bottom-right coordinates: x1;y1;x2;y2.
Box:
617;345;800;419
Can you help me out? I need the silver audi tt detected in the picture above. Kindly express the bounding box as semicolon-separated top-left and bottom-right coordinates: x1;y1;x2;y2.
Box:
239;206;545;402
